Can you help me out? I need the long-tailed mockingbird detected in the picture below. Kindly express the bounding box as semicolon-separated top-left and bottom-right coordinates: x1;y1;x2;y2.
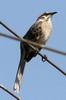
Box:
13;12;57;92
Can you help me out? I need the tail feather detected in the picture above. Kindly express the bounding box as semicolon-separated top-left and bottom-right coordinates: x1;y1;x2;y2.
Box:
13;49;26;92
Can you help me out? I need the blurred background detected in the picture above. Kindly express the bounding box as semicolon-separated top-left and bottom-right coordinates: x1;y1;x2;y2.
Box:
0;0;66;100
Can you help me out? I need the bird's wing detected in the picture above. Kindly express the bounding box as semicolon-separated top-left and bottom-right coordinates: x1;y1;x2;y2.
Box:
23;21;42;42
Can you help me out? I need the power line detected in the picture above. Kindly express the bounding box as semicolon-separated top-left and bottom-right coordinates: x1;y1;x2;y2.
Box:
0;21;66;76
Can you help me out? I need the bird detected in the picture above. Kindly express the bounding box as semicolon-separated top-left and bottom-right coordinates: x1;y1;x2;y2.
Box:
13;11;57;92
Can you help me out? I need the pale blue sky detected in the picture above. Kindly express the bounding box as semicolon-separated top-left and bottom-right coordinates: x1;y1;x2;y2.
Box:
0;0;66;100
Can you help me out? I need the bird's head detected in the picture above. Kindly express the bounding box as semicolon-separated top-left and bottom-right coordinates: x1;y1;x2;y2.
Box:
37;12;57;22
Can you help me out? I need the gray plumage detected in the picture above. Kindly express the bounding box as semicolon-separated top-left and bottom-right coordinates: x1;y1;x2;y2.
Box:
13;12;57;92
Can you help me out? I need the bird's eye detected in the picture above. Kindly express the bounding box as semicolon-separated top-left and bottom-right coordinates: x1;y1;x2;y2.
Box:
41;16;45;19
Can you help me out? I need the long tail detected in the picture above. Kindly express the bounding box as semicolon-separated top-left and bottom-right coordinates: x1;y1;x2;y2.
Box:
13;47;26;92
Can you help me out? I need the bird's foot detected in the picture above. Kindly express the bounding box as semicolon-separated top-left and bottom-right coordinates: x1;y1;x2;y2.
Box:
42;54;47;62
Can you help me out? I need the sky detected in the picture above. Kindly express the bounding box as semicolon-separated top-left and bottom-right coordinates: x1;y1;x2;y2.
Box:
0;0;66;100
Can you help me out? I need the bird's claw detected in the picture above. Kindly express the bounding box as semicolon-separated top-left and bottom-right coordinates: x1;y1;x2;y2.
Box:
42;54;47;62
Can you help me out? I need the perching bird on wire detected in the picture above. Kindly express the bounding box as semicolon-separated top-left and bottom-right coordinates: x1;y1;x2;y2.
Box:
13;11;57;92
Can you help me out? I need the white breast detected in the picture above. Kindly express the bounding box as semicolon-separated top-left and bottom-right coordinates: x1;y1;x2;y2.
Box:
41;19;52;42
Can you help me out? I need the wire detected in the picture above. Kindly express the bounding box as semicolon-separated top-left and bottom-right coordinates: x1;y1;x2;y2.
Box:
0;21;66;76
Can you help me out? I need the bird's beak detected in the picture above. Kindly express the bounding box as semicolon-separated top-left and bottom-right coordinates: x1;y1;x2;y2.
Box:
51;12;57;15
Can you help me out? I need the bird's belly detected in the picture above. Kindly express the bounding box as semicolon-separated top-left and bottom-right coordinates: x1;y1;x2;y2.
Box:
36;32;51;45
41;28;52;43
44;31;51;41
